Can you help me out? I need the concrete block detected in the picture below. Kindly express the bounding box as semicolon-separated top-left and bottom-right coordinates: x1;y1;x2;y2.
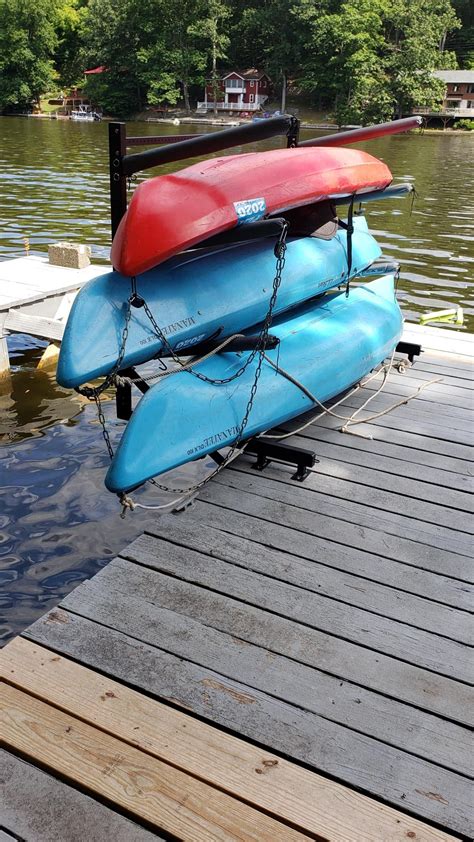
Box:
48;242;91;269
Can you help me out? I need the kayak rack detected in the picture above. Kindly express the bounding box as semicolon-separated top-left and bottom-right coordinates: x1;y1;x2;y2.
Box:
109;116;300;238
208;437;317;483
108;115;422;239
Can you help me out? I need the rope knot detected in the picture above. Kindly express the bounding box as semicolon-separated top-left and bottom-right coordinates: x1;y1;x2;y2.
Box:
119;493;135;518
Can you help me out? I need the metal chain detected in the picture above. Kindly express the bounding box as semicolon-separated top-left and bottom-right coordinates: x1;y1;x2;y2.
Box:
144;222;289;496
75;297;132;401
93;392;115;460
74;294;134;464
81;223;288;508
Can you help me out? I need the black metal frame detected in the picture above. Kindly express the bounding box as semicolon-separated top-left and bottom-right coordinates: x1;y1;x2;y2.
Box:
108;117;423;486
395;341;422;364
108;116;300;238
244;438;317;481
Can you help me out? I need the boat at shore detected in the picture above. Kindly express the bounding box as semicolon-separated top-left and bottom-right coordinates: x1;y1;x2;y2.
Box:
70;105;101;122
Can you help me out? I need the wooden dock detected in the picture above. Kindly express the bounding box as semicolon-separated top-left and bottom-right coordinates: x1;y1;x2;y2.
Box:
1;330;473;840
0;255;104;379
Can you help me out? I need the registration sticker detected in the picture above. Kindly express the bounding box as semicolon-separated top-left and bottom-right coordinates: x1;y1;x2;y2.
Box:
233;197;266;225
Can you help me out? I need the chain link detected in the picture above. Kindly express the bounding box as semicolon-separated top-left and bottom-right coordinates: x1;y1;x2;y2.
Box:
75;298;132;401
74;296;133;462
147;223;288;495
82;223;289;506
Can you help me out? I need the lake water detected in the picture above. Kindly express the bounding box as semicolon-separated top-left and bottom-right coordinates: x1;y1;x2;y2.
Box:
0;116;473;642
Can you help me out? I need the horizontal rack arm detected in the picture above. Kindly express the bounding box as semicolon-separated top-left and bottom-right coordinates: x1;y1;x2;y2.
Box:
299;116;422;148
122;115;296;176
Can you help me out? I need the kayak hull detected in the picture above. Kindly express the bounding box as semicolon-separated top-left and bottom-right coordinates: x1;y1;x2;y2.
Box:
111;147;392;275
105;275;403;493
58;217;381;388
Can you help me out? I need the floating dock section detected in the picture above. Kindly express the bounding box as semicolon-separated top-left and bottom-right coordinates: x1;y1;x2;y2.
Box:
1;328;473;840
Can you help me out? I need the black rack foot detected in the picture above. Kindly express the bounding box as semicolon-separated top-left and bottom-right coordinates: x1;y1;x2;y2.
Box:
395;341;422;364
244;437;318;482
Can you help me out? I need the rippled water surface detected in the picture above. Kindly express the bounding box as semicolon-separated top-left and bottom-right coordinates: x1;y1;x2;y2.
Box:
0;116;473;642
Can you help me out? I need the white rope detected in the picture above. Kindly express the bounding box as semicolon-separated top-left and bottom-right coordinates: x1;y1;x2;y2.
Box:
341;348;396;433
121;333;247;385
260;365;386;441
121;348;443;514
124;444;247;515
259;349;443;441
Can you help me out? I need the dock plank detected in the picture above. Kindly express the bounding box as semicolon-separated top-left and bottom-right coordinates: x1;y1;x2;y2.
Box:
78;558;473;684
24;608;473;837
205;467;473;536
332;384;474;428
226;461;472;557
198;487;473;579
275;422;471;476
219;465;474;559
306;406;474;455
60;568;474;774
231;450;473;517
1;683;309;842
143;517;473;614
414;359;473;382
0;749;160;842
349;373;474;410
5;339;472;839
275;426;472;493
5;638;456;842
193;500;473;605
27;596;472;727
127;531;473;640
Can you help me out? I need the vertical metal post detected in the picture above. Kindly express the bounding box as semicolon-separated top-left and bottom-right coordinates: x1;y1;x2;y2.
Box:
287;117;300;148
109;122;127;240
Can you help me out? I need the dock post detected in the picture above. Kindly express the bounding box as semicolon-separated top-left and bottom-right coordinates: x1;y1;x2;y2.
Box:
0;333;11;386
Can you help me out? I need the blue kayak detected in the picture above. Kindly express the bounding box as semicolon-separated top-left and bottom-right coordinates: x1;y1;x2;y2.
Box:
57;215;381;388
105;275;403;493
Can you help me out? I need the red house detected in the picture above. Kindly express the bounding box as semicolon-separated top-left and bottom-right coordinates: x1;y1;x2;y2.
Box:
413;70;474;126
198;69;271;113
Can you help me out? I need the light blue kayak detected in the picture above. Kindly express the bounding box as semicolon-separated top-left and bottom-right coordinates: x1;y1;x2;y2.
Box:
105;275;403;493
57;215;381;388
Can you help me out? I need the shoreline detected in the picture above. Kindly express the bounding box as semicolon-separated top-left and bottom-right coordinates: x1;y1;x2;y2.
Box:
3;112;472;134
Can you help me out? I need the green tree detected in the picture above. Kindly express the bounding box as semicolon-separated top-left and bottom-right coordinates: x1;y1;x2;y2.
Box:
294;0;460;125
449;0;474;68
82;0;212;115
385;0;460;117
295;0;392;124
189;0;231;115
54;0;87;89
139;0;208;112
81;0;159;116
227;0;305;112
0;0;60;111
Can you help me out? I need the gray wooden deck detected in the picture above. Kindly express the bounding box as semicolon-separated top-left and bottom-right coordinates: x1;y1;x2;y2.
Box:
4;343;474;839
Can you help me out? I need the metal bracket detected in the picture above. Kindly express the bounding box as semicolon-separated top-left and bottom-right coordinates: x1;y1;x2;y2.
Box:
115;366;150;420
395;341;422;364
209;437;317;482
244;437;317;482
287;116;300;148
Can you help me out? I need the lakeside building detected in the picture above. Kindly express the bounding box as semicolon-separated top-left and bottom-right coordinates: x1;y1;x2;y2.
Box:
198;69;271;113
414;70;474;126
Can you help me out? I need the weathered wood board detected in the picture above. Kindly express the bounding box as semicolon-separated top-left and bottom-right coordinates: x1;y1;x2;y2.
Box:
4;638;458;842
0;749;161;842
5;343;473;839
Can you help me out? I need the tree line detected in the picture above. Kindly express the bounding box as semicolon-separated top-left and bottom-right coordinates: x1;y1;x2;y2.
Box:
0;0;472;125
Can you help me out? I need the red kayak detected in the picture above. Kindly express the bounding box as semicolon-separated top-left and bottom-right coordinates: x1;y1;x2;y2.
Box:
111;147;392;277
